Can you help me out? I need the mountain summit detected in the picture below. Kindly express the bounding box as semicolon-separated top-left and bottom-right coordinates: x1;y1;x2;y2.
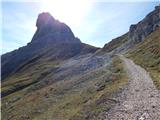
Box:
32;12;80;44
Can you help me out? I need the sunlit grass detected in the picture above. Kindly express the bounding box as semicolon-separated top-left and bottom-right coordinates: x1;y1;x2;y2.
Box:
127;28;160;89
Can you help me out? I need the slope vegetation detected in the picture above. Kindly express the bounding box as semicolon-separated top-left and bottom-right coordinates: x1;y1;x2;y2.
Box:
127;28;160;89
2;56;128;120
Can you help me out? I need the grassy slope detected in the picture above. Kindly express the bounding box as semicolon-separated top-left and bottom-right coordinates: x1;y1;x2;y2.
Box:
1;57;60;97
100;33;128;53
1;43;98;98
2;56;128;120
69;56;128;120
127;28;160;89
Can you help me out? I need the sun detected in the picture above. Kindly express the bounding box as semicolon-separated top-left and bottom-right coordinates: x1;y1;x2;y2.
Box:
40;0;91;27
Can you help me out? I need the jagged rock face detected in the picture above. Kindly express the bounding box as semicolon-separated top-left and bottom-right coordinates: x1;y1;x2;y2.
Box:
129;5;160;44
32;12;80;44
101;5;160;54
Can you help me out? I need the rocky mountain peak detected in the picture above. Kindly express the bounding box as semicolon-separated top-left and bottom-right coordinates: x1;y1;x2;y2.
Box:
36;12;55;28
31;12;81;44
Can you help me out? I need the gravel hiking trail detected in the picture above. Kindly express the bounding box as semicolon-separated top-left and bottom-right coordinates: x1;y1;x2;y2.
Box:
105;55;160;120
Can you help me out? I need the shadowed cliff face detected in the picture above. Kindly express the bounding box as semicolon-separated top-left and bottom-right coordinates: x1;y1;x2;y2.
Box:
36;12;55;28
1;12;97;80
32;12;80;44
128;6;160;44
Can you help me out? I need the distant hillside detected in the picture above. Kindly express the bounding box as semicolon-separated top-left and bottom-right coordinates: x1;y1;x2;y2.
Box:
101;33;128;53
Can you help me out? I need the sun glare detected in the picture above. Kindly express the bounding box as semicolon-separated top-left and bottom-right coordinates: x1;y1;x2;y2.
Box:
40;0;91;27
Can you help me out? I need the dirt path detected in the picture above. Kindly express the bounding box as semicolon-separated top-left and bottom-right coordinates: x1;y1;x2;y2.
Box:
105;56;160;120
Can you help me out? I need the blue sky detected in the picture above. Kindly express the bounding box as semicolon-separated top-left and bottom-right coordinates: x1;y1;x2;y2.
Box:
1;0;160;54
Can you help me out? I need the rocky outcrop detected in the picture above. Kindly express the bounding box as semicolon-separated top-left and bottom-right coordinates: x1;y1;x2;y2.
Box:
32;12;80;44
100;5;160;54
128;5;160;44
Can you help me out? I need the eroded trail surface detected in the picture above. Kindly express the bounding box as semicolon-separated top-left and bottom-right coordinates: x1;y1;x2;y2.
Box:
105;56;160;120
